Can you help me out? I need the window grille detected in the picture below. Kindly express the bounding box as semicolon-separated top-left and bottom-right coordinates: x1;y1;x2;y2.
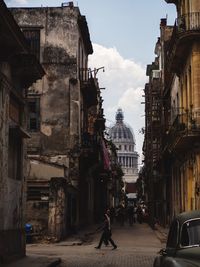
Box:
23;29;40;60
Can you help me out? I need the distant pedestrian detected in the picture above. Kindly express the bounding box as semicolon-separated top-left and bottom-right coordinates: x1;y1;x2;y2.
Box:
118;205;125;226
137;205;143;224
133;205;137;223
95;210;117;250
127;205;134;226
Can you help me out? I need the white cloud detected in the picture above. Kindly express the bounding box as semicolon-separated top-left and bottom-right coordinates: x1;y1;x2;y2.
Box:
16;0;27;3
5;0;28;6
118;87;143;110
89;43;147;159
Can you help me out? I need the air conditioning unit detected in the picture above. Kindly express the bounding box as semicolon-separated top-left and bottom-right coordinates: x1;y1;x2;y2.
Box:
152;70;161;79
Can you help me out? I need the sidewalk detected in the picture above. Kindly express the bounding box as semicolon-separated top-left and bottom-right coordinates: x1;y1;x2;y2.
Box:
1;225;97;267
56;224;98;247
153;224;169;244
2;222;165;267
2;255;61;267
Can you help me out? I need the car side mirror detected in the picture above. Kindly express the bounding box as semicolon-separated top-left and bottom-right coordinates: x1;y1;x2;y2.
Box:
159;248;167;256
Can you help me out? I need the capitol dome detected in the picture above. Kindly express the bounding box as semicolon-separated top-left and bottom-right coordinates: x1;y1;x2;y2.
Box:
109;108;135;149
108;108;138;184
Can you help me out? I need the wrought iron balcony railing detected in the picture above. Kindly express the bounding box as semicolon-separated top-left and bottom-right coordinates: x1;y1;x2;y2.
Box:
171;109;200;131
163;109;200;153
165;12;200;75
81;132;99;150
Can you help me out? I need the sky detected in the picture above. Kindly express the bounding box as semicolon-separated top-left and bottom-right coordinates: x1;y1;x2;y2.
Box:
5;0;177;162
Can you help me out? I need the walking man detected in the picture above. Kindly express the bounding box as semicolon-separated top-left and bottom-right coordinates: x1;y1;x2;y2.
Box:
95;210;117;250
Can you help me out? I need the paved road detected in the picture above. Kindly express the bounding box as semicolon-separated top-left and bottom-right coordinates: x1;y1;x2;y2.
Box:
27;222;163;267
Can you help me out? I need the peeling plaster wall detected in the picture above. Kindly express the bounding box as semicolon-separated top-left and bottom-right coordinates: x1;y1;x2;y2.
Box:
0;63;25;231
29;160;65;181
11;6;91;238
26;201;49;234
3;179;23;229
48;178;67;240
26;160;67;232
0;66;26;261
11;7;81;155
11;7;80;57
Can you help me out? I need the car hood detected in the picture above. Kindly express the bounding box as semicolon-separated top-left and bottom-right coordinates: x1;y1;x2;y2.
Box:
176;247;200;265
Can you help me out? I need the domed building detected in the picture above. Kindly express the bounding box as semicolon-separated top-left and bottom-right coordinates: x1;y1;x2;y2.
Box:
109;109;139;191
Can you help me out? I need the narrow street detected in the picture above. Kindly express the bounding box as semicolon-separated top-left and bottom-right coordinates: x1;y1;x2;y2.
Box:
2;1;189;265
26;222;163;267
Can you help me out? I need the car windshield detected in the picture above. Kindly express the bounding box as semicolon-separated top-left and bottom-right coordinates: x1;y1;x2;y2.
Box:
181;219;200;247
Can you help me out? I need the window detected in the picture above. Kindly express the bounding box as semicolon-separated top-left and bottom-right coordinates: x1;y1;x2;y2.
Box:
28;98;40;131
181;219;200;247
22;29;40;60
27;185;49;202
167;220;179;248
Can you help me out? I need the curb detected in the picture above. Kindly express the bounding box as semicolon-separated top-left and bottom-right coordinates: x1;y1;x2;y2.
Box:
154;230;167;243
153;226;168;244
47;258;62;267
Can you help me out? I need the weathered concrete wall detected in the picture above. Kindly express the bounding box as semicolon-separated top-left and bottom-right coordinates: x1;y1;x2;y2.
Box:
0;73;9;231
48;178;67;240
0;69;25;229
11;5;93;237
0;229;25;263
11;7;81;57
188;0;200;12
0;68;26;262
26;201;49;235
26;159;68;236
192;43;200;110
11;7;82;155
29;160;65;180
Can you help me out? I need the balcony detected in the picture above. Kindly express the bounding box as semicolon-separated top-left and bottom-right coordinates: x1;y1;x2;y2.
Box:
94;116;105;132
165;12;200;75
178;12;200;32
163;110;200;154
81;132;99;156
94;108;106;131
80;69;98;108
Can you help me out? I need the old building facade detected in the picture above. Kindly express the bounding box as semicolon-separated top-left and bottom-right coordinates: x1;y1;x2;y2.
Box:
11;3;109;240
143;0;200;226
0;1;44;262
164;0;200;219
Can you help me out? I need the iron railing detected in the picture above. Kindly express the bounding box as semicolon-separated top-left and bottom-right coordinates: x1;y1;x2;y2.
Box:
163;110;200;152
81;132;99;149
165;12;200;73
170;109;200;131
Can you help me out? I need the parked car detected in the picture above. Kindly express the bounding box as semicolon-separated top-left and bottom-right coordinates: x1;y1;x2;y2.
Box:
153;210;200;267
